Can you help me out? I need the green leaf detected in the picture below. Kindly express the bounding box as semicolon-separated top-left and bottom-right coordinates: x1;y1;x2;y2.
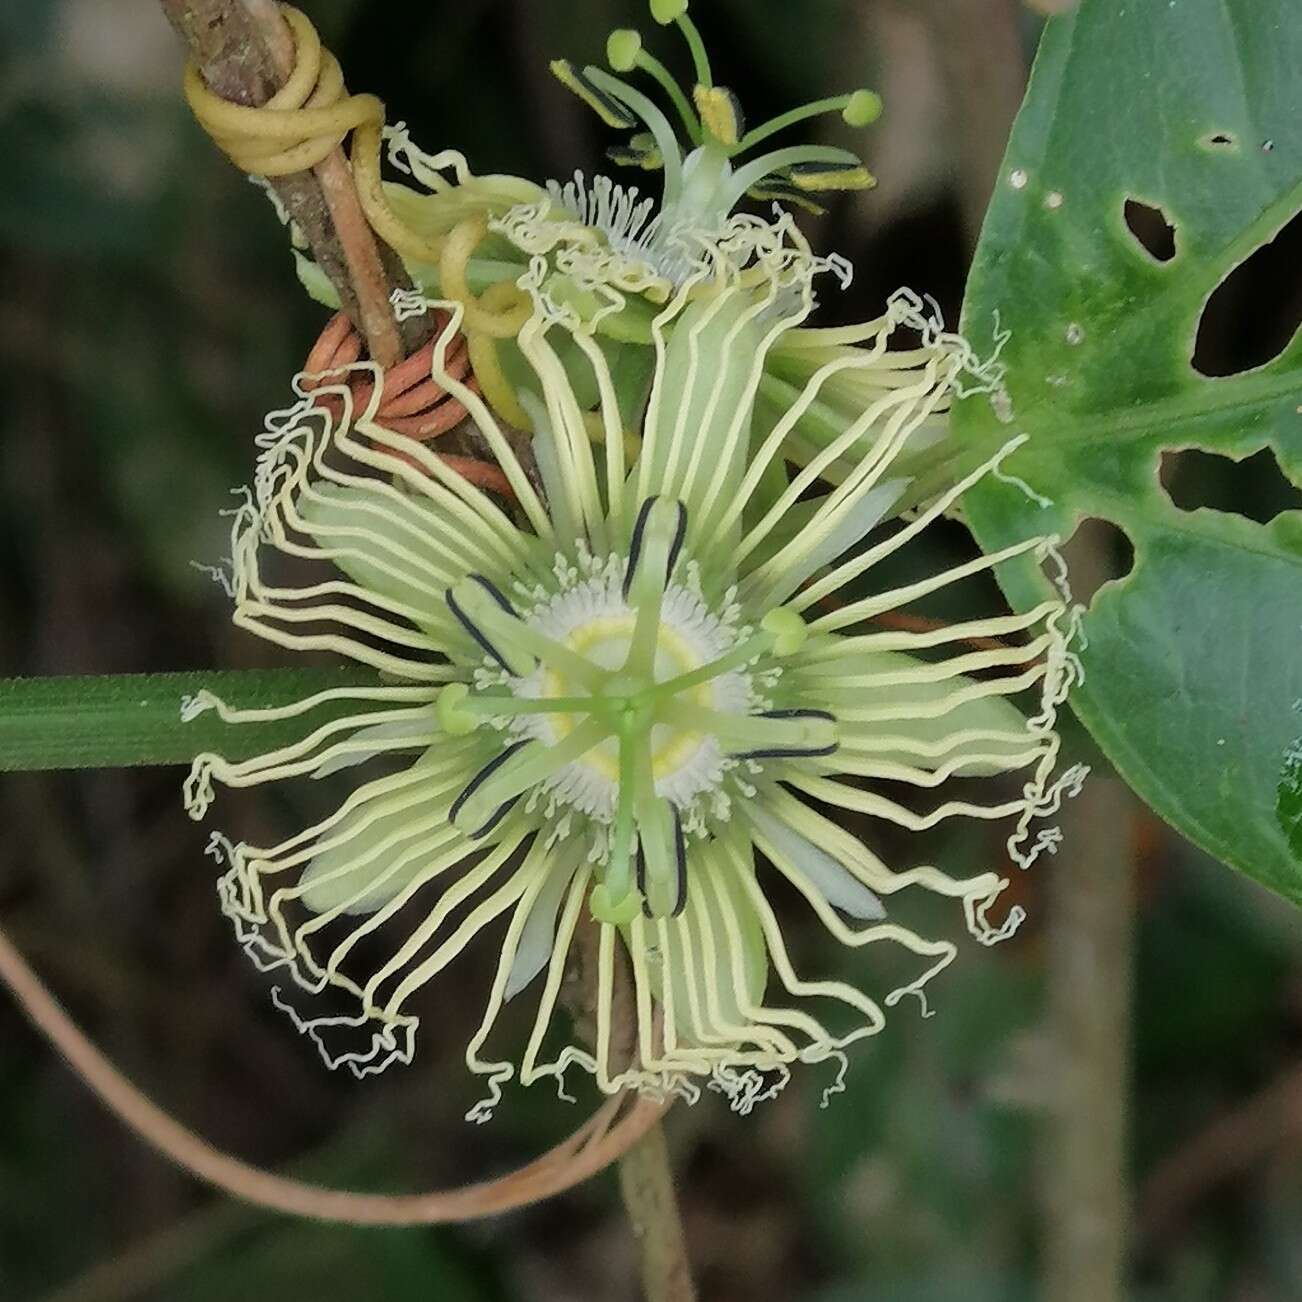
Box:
0;669;384;771
1280;742;1302;863
954;0;1302;903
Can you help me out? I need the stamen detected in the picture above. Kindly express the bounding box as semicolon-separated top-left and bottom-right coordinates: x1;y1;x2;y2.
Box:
446;575;535;676
452;719;612;837
607;135;666;171
671;807;688;916
594;732;641;921
461;692;609;718
693;85;743;148
734;709;839;761
786;160;876;193
549;59;637;130
660;702;838;759
633;805;687;918
642;629;770;701
447;575;605;690
623;496;688;602
721;145;865;214
631;733;685;918
449;740;531;838
645;607;805;704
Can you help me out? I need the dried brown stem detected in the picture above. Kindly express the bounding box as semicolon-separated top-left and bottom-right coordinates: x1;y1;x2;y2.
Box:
158;0;425;363
0;919;667;1225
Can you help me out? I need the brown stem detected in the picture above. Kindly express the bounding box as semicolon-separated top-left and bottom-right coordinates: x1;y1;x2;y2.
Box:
0;919;667;1225
158;0;426;363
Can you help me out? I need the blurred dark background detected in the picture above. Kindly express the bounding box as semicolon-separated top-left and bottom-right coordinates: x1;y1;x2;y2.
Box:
2;2;1301;1300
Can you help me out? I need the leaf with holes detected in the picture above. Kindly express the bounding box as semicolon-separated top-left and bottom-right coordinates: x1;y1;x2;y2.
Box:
954;0;1302;903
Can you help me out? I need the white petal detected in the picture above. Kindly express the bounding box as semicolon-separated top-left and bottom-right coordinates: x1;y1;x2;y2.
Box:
764;478;908;604
310;714;440;778
297;481;466;623
504;857;581;1002
747;805;886;920
299;780;455;916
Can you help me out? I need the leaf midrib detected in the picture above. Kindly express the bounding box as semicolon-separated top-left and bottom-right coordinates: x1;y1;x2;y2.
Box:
1005;360;1300;451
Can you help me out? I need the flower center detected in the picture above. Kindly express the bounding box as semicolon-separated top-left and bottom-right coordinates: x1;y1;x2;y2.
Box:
508;575;752;819
441;500;833;921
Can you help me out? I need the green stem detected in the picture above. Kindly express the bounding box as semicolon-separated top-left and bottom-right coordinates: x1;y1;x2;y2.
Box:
617;1120;696;1302
0;669;387;771
634;49;701;143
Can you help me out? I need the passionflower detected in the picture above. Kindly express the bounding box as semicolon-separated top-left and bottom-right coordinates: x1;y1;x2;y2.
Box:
183;204;1084;1117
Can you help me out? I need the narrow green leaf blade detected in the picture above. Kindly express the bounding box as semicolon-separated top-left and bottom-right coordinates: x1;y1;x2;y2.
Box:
0;669;384;771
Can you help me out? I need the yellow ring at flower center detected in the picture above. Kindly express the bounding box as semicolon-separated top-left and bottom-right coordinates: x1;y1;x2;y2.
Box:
543;612;714;782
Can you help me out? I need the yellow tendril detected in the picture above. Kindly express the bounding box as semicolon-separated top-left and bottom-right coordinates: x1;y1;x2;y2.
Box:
439;216;532;339
183;5;452;268
467;319;530;429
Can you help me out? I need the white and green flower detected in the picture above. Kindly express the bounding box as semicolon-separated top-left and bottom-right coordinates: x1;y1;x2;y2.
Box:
184;212;1084;1117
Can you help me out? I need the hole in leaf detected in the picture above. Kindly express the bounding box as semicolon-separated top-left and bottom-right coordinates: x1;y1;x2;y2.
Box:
1061;516;1135;608
1192;206;1302;376
1159;447;1302;525
1200;131;1238;150
1123;198;1177;263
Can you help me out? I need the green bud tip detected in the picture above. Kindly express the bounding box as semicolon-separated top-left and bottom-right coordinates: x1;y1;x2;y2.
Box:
607;29;642;72
842;89;883;128
437;682;478;736
589;881;642;925
761;607;808;658
649;0;688;25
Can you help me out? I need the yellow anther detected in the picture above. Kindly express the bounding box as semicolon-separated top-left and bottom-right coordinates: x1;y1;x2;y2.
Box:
693;84;743;147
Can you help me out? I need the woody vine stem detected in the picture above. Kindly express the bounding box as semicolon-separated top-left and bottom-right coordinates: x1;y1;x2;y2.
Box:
152;1;696;1297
